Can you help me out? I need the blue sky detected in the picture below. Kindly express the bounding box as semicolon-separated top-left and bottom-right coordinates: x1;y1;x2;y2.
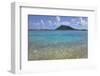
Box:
28;15;88;30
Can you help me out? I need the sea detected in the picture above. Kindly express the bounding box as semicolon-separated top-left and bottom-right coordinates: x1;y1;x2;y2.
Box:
28;30;88;60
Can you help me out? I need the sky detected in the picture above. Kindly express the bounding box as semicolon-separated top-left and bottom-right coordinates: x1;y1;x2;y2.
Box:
28;15;88;30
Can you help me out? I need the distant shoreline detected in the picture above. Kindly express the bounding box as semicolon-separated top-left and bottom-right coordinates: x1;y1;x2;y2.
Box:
28;29;88;31
28;25;87;31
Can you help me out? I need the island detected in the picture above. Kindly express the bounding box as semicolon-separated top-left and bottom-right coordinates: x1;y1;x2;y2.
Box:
56;25;76;30
28;25;87;31
56;25;87;31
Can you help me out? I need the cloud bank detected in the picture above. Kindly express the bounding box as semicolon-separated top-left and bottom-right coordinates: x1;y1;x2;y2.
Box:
28;15;88;30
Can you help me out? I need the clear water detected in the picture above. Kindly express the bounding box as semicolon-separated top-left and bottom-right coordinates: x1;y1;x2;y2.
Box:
28;30;88;60
28;31;87;49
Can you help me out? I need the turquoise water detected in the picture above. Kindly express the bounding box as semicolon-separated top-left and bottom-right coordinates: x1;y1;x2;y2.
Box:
28;31;87;48
28;30;88;60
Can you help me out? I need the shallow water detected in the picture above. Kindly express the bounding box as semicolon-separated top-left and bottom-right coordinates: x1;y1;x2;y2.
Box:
28;30;88;60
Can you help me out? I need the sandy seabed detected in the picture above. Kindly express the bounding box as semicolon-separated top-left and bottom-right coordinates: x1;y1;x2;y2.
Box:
28;43;88;60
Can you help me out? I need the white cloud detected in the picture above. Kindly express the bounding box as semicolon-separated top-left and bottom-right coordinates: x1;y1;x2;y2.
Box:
71;18;87;26
48;20;52;25
61;21;71;25
55;16;61;27
71;19;78;24
69;17;88;29
40;19;45;25
79;17;87;26
56;16;60;22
